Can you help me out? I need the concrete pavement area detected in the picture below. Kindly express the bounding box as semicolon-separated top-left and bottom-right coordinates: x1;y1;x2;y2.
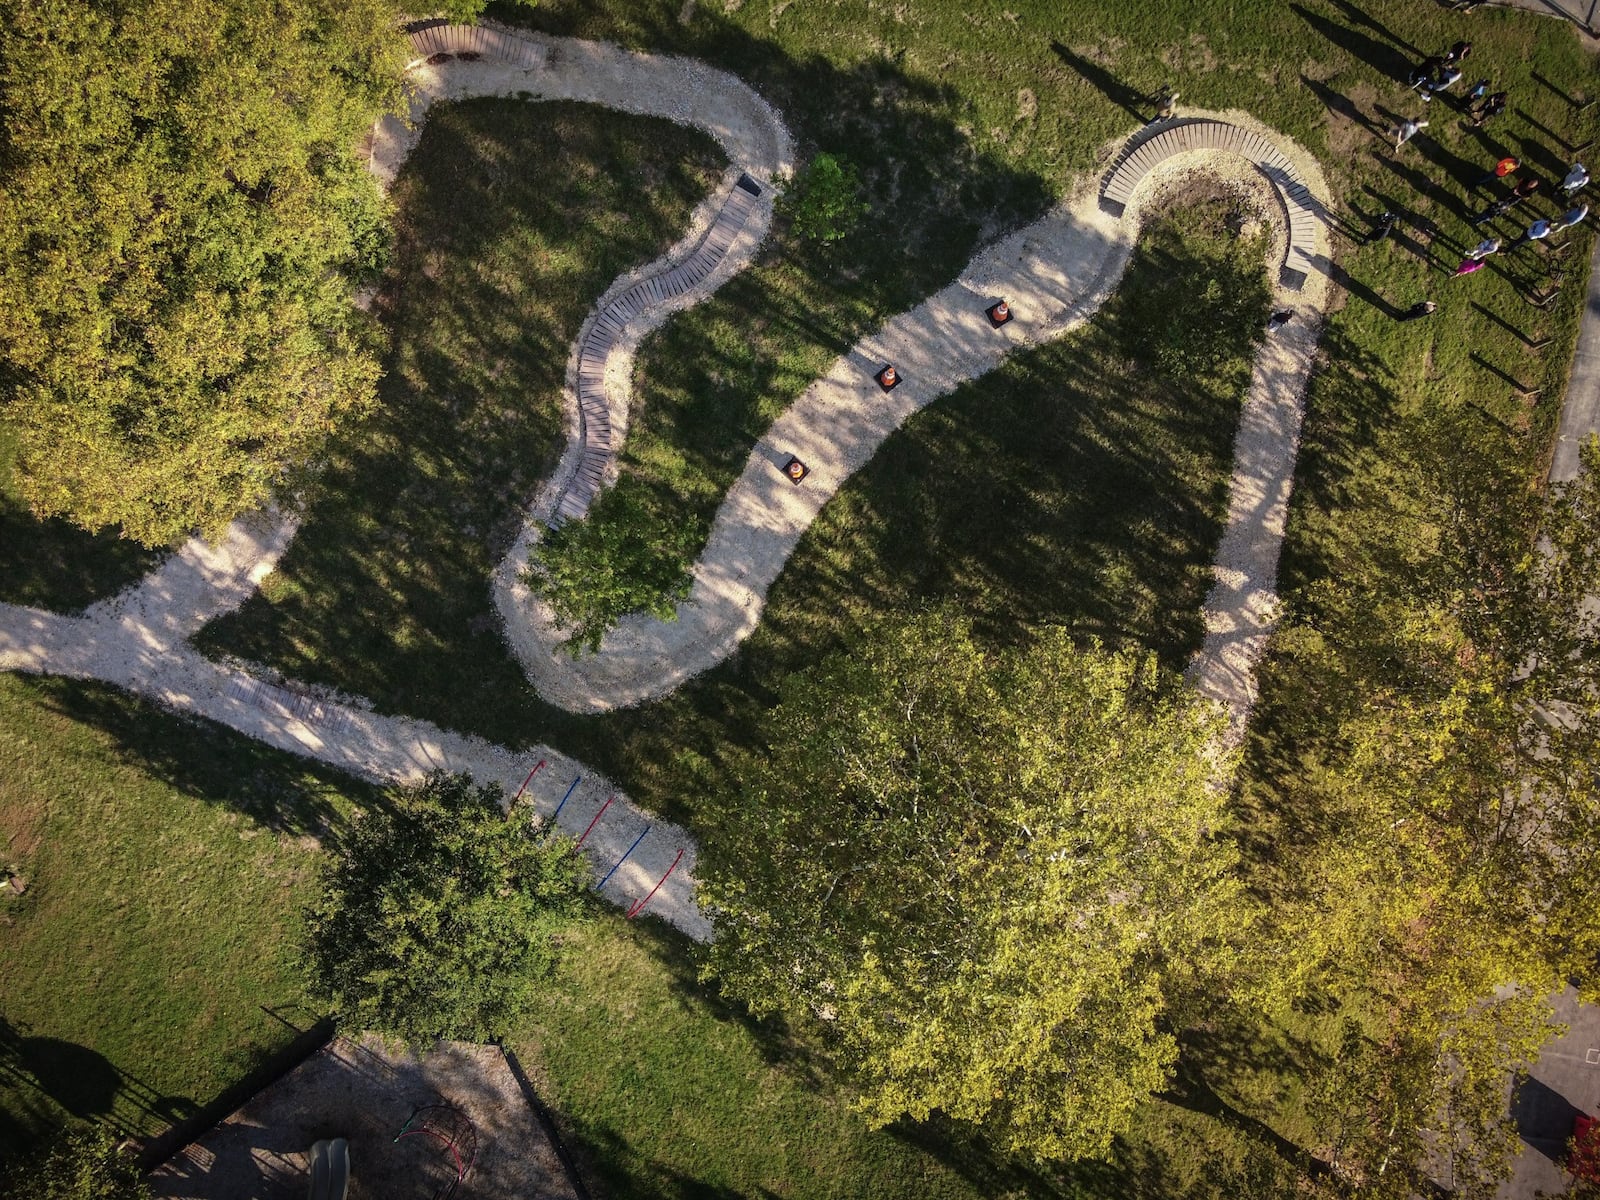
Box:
1503;988;1600;1198
1549;232;1600;483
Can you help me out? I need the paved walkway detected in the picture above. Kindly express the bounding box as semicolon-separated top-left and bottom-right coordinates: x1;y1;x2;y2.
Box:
0;29;1340;937
1549;229;1600;483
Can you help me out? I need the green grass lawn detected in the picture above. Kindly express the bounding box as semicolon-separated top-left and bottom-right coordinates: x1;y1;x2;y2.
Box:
197;175;1274;831
505;0;1595;592
512;913;1327;1200
0;674;378;1159
198;98;726;721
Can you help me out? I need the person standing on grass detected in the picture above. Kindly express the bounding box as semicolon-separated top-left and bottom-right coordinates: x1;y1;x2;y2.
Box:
1465;78;1490;106
1554;203;1589;231
1445;41;1472;66
1367;210;1399;243
1560;163;1590;196
1398;300;1438;321
1466;235;1502;261
1510;217;1553;249
1473;178;1540;224
1452;258;1485;278
1393;117;1428;149
1409;55;1446;90
1472;155;1518;188
1431;64;1464;97
1471;91;1507;126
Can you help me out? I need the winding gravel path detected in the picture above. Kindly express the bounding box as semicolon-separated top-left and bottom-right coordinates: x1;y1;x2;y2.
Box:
0;25;1334;937
501;107;1332;730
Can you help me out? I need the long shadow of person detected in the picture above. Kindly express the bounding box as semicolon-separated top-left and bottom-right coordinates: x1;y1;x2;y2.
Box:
1290;3;1413;85
1370;148;1477;228
1364;182;1468;264
1325;261;1406;317
1300;73;1386;139
1048;40;1149;123
1325;0;1426;58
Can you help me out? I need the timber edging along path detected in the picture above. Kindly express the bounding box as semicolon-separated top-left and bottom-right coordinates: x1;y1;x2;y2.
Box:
554;173;765;524
397;20;777;525
1100;117;1322;291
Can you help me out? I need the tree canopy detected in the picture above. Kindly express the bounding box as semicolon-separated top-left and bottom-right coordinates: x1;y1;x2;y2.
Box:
1245;428;1600;1191
0;0;406;545
525;476;703;654
699;608;1240;1161
305;771;590;1043
9;1126;151;1200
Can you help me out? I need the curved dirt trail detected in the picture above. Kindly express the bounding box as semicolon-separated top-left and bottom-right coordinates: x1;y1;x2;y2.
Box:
0;24;1332;937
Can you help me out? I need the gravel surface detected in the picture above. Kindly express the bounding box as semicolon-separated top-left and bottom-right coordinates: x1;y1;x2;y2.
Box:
149;1033;579;1200
501;106;1333;747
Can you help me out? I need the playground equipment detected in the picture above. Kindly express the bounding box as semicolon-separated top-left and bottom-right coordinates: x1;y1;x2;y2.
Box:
395;1104;477;1199
306;1137;350;1200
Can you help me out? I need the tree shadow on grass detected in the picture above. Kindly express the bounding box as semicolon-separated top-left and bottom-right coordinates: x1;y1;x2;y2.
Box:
13;675;384;838
0;1017;201;1159
618;912;836;1095
556;1118;784;1200
0;498;165;614
189;38;1054;822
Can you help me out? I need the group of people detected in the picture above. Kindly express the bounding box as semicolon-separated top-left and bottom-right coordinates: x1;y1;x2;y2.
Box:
1375;37;1592;318
1397;41;1508;128
1404;40;1504;122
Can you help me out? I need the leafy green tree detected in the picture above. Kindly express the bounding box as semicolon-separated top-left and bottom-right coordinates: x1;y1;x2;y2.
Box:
9;1126;151;1200
436;0;540;20
525;477;704;654
776;152;869;244
1243;424;1600;1188
699;608;1240;1160
0;0;406;545
305;772;590;1043
1307;990;1552;1199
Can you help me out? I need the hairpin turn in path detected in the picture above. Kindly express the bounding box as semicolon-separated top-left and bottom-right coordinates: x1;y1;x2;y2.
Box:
0;23;1334;938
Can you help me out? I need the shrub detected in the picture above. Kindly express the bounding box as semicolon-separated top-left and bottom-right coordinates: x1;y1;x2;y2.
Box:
524;478;704;655
777;153;869;244
304;772;590;1043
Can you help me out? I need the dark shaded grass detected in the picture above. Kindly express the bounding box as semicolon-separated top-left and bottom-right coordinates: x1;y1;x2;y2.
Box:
203;184;1271;833
0;428;163;612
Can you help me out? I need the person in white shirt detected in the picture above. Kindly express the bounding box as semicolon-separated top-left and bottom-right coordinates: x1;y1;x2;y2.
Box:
1393;118;1428;148
1510;217;1553;248
1554;203;1589;231
1560;163;1590;196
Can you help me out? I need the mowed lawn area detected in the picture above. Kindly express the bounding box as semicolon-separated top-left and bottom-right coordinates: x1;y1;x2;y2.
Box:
197;1;1597;815
0;673;377;1160
0;102;1291;1196
198;98;725;724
